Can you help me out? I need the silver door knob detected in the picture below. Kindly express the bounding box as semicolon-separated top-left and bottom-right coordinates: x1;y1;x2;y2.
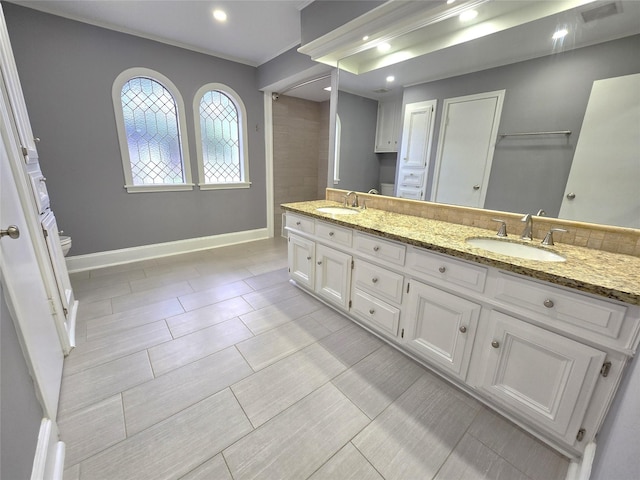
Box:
491;340;500;348
459;326;467;333
566;192;576;200
0;225;20;239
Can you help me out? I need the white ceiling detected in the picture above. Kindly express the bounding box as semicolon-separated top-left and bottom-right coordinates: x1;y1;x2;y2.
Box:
7;0;309;66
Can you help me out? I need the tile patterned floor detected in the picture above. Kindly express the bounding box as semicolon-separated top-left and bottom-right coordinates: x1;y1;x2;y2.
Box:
61;237;569;480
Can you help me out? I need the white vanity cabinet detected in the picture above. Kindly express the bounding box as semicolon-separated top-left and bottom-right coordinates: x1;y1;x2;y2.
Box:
403;280;480;381
287;233;315;290
315;243;352;310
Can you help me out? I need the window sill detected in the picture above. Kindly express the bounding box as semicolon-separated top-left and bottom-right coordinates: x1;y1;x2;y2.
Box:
124;184;195;193
198;182;252;191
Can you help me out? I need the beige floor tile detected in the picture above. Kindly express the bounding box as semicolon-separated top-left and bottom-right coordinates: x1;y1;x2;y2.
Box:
148;318;253;376
180;454;232;480
241;281;301;310
167;296;254;338
467;408;569;480
79;389;252;480
111;281;194;313
59;395;126;467
74;282;131;304
242;267;289;291
235;315;331;370
319;323;383;367
308;442;384;480
58;351;153;417
189;268;253;289
85;298;184;340
63;464;80;480
308;306;352;332
71;268;145;292
333;345;426;419
75;298;112;322
63;320;172;376
434;434;531;480
88;259;156;278
178;280;254;312
124;346;253;435
353;373;480;480
129;265;201;292
245;257;288;275
239;293;323;335
232;343;346;427
223;383;370;480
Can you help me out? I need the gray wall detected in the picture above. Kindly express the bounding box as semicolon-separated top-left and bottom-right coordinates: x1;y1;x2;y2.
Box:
404;35;640;217
337;91;380;193
4;3;267;255
1;284;43;480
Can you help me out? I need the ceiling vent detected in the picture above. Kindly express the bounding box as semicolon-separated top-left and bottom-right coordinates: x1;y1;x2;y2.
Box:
580;1;621;23
373;88;391;93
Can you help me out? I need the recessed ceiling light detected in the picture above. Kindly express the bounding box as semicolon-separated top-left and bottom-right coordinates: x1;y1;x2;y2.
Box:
459;10;478;22
213;9;227;22
377;42;391;53
386;76;395;82
552;28;569;40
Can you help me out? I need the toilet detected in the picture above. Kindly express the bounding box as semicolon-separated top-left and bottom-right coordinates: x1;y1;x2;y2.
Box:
380;183;395;196
60;235;72;256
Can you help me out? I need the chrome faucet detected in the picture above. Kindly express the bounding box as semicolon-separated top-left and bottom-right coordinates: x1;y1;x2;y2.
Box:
520;213;533;240
345;191;359;208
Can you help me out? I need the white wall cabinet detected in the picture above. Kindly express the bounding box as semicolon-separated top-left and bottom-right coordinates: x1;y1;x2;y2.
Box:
374;98;401;153
284;210;640;458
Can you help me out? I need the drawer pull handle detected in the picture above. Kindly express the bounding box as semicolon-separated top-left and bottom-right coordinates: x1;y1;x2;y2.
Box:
296;221;301;226
438;266;446;273
373;246;380;252
317;261;322;265
543;299;555;308
369;309;375;315
371;277;378;284
329;231;334;236
459;326;467;333
491;340;500;349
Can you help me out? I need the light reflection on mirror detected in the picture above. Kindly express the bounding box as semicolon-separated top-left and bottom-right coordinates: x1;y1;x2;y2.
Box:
332;1;640;229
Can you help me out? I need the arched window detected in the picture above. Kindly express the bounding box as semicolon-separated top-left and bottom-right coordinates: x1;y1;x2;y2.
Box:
112;68;192;192
194;83;250;189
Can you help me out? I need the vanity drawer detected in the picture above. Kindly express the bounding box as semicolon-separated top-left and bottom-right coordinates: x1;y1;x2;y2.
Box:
495;273;627;342
354;232;406;266
398;170;425;187
285;213;315;235
316;221;352;248
408;247;487;293
351;288;400;336
353;259;404;304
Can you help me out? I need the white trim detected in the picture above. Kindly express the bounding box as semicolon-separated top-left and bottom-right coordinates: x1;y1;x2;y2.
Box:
112;68;193;191
565;441;597;480
65;228;269;273
198;182;252;191
264;91;274;238
30;419;64;480
193;83;250;188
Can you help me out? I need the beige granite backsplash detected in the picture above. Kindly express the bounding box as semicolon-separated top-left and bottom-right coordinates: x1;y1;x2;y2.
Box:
327;188;640;257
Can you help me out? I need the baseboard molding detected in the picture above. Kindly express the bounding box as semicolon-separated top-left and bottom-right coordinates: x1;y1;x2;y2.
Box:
565;442;596;480
65;228;270;273
31;419;64;480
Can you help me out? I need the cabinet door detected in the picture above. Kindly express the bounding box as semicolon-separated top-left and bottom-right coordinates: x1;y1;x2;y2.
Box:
480;310;606;444
403;280;480;380
315;244;352;309
288;234;315;290
375;99;401;152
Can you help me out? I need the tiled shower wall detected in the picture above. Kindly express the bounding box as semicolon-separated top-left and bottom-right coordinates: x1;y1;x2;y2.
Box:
273;95;329;235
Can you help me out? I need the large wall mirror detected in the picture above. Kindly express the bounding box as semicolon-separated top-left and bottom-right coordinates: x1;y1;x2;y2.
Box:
332;0;640;229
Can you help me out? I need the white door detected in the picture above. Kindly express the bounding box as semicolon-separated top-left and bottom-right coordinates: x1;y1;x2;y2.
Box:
288;234;315;290
431;90;505;208
1;129;63;421
315;244;352;309
403;280;480;380
559;73;640;228
479;310;605;444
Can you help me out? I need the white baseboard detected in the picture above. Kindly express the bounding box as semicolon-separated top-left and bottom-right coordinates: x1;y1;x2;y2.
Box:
65;228;269;273
31;419;64;480
565;442;596;480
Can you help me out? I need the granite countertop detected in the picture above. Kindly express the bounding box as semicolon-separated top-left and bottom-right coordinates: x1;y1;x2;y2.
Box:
282;200;640;306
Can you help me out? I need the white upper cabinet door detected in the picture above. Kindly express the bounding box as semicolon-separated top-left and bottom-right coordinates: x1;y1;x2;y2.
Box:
288;234;315;290
559;73;640;229
403;280;480;380
431;90;504;208
375;98;402;152
479;310;606;445
314;244;352;309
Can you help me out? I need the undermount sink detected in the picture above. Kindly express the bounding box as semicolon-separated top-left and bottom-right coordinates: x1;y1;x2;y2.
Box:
466;237;566;262
316;206;360;215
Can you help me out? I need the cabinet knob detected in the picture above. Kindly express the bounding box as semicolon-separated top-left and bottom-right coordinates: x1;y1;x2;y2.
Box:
459;326;467;333
543;299;555;308
306;256;311;260
317;261;322;265
40;177;47;182
491;340;500;349
566;192;576;200
329;231;334;237
373;246;380;252
438;266;446;273
296;221;301;226
369;309;375;315
473;184;480;190
371;277;378;284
